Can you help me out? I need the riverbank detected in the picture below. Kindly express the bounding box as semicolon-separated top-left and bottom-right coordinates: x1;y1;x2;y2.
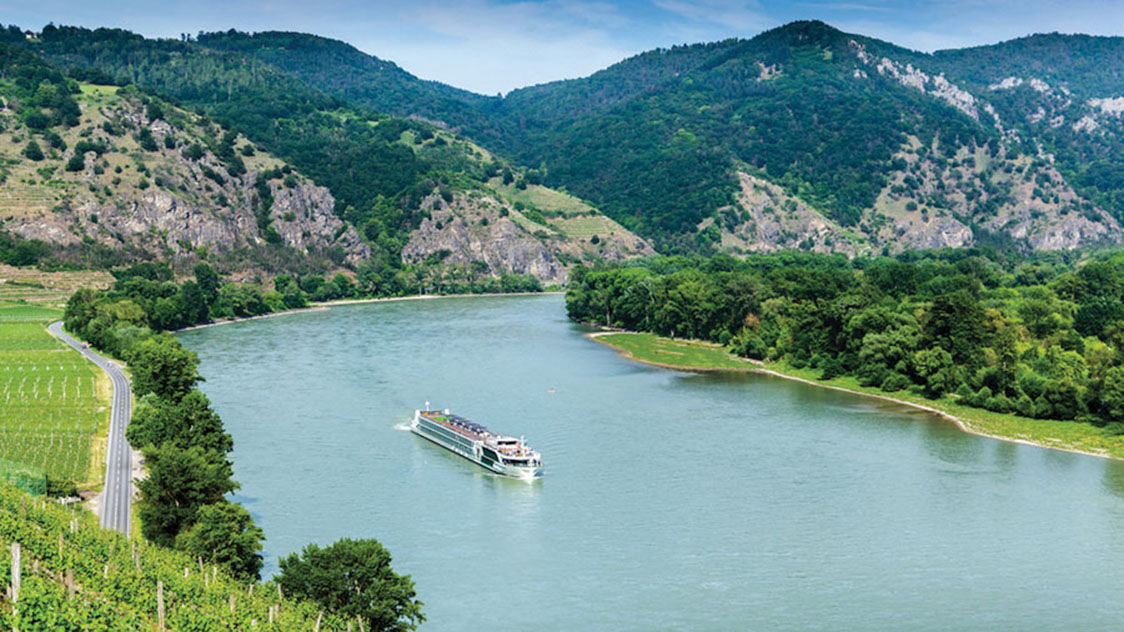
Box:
589;331;1124;461
178;291;563;332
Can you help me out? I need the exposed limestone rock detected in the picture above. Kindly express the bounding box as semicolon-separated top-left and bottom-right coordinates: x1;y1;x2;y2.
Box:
869;138;1121;252
268;182;369;265
989;77;1024;90
1;93;368;270
852;44;979;120
890;216;973;250
1073;115;1100;133
756;61;781;81
1088;97;1124;115
717;173;863;256
402;195;567;283
401;191;652;283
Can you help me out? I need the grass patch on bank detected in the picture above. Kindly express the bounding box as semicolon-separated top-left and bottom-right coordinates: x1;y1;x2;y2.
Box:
594;332;753;371
771;360;1124;459
594;332;1124;460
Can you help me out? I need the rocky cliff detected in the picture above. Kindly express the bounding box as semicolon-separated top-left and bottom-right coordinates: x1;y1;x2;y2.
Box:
0;85;367;271
402;189;653;284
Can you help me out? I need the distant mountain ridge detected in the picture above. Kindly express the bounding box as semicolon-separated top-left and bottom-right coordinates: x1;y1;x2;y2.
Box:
191;21;1124;255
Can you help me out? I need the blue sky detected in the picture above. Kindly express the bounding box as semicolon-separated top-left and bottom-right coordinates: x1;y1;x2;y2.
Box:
3;0;1123;94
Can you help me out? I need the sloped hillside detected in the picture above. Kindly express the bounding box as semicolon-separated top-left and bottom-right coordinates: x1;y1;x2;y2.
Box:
10;30;651;281
0;480;353;630
217;21;1124;256
0;43;367;272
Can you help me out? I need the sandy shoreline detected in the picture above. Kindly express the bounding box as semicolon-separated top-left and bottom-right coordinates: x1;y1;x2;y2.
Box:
587;331;1115;462
177;291;563;332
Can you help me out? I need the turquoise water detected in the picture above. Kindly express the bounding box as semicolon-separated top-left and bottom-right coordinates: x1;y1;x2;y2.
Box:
179;294;1124;630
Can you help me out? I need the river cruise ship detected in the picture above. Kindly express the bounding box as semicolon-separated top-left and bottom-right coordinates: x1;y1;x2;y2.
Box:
411;407;543;479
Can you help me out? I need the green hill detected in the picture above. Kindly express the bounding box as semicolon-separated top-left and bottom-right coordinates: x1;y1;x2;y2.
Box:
7;27;649;282
197;21;1124;256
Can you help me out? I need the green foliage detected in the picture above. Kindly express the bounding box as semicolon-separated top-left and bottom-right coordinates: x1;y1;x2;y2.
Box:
23;139;44;161
176;501;264;581
127;334;200;401
278;538;425;632
64;151;85;171
127;390;233;454
136;442;237;547
0;477;348;629
567;249;1124;425
0;230;52;266
183;142;204;160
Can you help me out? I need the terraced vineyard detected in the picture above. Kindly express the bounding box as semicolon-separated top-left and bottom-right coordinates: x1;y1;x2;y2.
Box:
0;480;346;630
0;303;107;485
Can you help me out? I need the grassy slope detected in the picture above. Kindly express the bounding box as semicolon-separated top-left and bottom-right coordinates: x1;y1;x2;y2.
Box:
591;332;1124;460
0;302;109;487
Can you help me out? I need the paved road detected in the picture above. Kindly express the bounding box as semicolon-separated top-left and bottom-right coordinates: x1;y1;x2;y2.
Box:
48;321;132;535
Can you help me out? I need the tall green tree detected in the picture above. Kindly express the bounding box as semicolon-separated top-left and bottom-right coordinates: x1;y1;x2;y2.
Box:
277;538;424;632
136;443;237;547
127;335;201;401
193;262;220;306
176;501;264;581
127;390;233;455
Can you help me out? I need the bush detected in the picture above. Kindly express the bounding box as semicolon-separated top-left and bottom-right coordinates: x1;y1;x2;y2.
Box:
65;153;85;172
985;393;1012;413
880;372;911;392
23;140;44;161
183;143;205;160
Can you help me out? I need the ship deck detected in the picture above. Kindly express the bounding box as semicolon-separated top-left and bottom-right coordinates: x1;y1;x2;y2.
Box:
420;411;490;441
419;411;536;458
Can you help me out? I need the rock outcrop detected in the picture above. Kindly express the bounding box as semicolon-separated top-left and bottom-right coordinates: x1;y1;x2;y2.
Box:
1;91;368;269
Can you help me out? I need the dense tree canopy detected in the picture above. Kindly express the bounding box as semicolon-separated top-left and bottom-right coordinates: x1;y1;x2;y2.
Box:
567;249;1124;426
277;538;424;632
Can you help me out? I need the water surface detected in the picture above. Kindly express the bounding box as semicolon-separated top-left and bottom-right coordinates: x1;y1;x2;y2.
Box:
179;295;1124;630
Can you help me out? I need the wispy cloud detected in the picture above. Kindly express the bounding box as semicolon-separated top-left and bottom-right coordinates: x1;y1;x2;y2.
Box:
653;0;769;31
797;2;893;11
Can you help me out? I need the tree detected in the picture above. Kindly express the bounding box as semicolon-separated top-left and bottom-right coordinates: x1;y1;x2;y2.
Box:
23;140;44;161
179;280;209;324
924;289;988;368
1103;367;1124;421
65;152;85;171
277;538;424;632
136;443;237;546
912;347;956;398
193;262;220;305
127;390;232;454
1075;296;1124;337
128;335;201;401
176;501;264;581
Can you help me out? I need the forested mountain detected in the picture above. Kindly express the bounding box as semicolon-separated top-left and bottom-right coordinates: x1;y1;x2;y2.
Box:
196;21;1124;256
2;26;649;282
4;20;1123;265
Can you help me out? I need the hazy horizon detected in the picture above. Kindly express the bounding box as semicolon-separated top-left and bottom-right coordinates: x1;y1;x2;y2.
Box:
4;0;1123;94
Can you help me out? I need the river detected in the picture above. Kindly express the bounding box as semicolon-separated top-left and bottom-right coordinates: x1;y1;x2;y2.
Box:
178;294;1124;631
